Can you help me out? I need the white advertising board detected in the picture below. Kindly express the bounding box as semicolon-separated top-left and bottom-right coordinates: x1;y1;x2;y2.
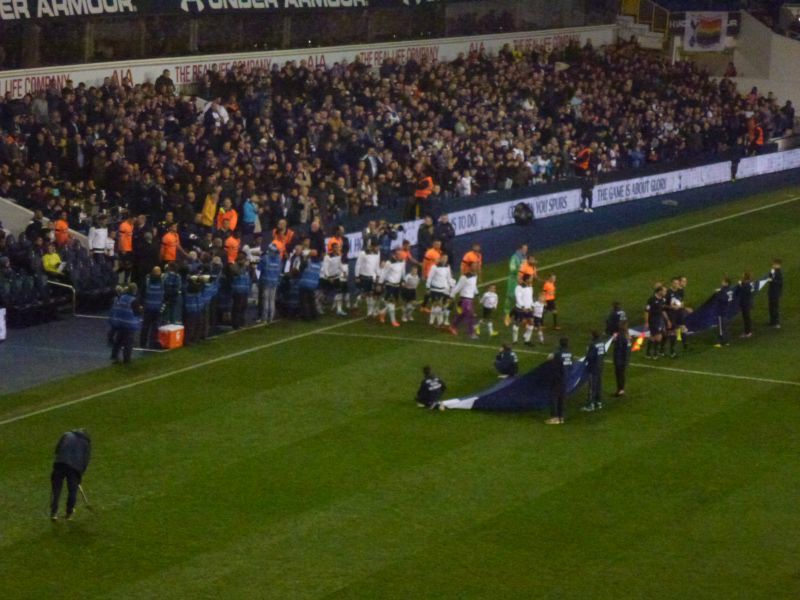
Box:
736;148;800;179
593;161;731;207
340;188;582;258
0;24;616;99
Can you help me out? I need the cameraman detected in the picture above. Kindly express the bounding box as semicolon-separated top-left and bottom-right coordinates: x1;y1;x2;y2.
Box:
377;220;400;263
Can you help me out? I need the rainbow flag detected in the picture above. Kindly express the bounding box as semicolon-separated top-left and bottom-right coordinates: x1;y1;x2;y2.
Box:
695;16;724;48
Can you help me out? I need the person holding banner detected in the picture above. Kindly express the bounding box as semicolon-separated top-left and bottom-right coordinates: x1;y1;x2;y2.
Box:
546;338;573;425
613;324;630;397
581;331;605;412
767;259;783;328
494;343;519;378
676;276;693;350
664;278;684;358
713;277;735;348
416;366;446;409
737;272;756;338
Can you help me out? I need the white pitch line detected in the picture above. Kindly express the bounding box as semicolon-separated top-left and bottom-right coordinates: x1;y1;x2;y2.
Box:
0;318;364;426
320;331;800;388
3;195;798;426
481;195;800;287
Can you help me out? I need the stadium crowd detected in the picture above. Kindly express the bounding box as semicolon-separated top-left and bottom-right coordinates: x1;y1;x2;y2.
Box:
1;37;795;235
0;36;795;336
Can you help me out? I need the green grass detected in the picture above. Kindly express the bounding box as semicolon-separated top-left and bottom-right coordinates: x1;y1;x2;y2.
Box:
1;187;799;599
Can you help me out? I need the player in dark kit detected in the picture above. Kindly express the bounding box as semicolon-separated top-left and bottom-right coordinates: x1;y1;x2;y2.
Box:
50;429;92;521
494;343;519;378
613;323;630;397
546;338;573;425
767;259;783;328
675;275;692;350
644;286;669;359
663;277;683;358
605;301;627;336
416;366;446;409
714;277;735;347
582;331;605;411
738;271;756;338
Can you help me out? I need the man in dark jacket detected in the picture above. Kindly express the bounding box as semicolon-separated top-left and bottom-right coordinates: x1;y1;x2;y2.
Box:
581;331;605;411
767;258;783;328
416;215;435;263
50;429;92;521
546;337;573;424
434;214;456;267
132;231;161;291
416;365;446;409
494;343;519;378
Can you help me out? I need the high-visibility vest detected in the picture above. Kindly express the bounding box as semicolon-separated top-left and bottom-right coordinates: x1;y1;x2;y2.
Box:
118;221;133;253
518;262;537;283
299;260;322;290
143;276;164;312
754;126;764;146
232;270;251;295
163;271;182;299
54;219;69;245
273;228;294;250
461;251;482;275
224;236;240;263
327;235;343;254
160;232;179;262
423;248;442;278
576;148;592;171
109;294;141;330
259;253;283;287
216;207;238;231
184;291;203;315
414;176;434;199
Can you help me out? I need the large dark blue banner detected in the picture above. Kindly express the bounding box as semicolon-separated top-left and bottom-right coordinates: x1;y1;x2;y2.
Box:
683;276;768;333
442;343;600;412
442;276;770;413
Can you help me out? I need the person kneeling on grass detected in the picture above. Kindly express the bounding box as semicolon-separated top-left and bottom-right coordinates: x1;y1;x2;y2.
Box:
416;366;446;409
494;343;519;378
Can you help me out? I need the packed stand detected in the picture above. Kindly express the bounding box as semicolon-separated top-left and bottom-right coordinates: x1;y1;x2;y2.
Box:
1;38;792;231
0;38;793;338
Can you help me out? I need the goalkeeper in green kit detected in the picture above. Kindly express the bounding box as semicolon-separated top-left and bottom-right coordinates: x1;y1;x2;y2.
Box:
504;243;528;325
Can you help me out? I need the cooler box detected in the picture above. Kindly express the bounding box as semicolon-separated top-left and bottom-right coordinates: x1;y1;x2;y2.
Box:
158;324;184;349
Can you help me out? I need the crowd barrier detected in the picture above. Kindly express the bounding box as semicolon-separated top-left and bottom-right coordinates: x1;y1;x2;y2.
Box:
339;147;800;258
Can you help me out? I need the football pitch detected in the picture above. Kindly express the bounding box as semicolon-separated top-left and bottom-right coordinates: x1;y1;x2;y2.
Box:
1;187;799;599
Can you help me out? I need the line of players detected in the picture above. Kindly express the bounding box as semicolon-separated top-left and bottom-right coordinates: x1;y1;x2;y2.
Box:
316;238;562;345
643;276;692;359
642;259;783;359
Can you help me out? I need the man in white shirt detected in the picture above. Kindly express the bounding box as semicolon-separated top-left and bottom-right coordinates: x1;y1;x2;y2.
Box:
322;243;347;316
475;284;499;337
426;255;455;327
449;268;479;338
377;249;405;326
88;215;109;262
513;274;534;345
531;291;546;344
354;244;381;317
